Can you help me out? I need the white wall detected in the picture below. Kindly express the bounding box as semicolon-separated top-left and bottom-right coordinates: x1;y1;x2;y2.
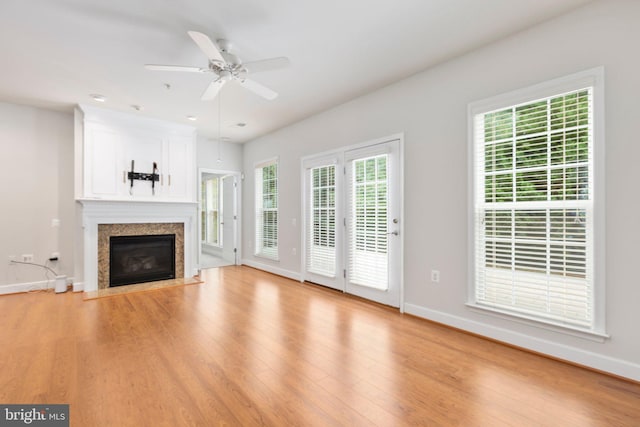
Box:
196;136;243;172
0;102;74;290
242;0;640;380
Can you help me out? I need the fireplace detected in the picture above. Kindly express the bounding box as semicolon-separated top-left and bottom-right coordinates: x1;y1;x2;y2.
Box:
109;234;176;287
97;222;185;290
79;200;197;292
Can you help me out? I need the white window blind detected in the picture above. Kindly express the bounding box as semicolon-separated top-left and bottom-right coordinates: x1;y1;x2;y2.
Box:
202;177;221;246
306;165;337;277
255;160;278;260
472;85;596;330
348;154;388;290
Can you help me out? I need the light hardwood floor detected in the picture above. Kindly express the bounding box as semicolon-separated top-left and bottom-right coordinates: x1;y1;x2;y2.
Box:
0;266;638;426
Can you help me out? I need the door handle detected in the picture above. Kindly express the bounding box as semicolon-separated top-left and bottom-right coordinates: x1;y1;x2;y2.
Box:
386;231;399;236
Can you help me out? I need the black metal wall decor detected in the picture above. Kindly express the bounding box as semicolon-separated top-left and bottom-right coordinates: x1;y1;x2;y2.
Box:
128;160;160;195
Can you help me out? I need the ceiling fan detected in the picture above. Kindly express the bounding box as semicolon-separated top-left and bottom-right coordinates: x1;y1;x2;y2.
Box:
145;31;289;101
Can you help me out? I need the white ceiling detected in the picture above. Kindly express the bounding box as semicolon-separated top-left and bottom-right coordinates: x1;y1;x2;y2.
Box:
0;0;593;143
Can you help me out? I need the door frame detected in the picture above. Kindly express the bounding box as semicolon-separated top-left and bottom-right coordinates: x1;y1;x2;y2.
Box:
198;168;242;268
300;133;405;311
344;138;402;307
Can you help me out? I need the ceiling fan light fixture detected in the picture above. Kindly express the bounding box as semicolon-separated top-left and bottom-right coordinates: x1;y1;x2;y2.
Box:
145;31;288;101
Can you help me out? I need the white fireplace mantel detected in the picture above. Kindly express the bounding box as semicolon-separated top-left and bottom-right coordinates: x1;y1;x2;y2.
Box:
78;199;198;292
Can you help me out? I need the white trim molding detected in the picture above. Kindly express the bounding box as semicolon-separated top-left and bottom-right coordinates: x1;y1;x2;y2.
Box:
241;258;301;282
467;67;606;335
404;303;640;382
0;280;53;295
78;199;198;292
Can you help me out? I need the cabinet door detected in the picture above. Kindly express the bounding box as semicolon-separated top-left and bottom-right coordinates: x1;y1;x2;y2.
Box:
86;128;121;197
163;138;194;200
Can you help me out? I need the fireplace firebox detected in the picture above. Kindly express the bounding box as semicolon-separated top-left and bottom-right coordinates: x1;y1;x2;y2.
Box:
109;234;176;287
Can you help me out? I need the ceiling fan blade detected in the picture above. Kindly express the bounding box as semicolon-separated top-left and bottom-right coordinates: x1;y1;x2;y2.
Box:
201;78;226;100
188;31;225;65
239;79;278;100
145;64;204;72
242;57;290;74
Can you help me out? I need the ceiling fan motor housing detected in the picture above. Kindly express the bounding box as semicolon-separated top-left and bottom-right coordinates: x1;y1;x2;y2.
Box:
146;31;287;101
216;39;232;53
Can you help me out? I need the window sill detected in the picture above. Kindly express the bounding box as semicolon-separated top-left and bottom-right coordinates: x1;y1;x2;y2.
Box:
465;302;609;343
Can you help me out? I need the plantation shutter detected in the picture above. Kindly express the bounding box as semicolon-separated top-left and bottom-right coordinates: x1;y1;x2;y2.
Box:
255;159;278;260
306;163;337;277
202;177;220;245
473;88;594;329
347;151;389;290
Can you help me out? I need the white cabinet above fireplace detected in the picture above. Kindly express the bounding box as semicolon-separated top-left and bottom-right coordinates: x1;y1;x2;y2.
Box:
78;105;196;203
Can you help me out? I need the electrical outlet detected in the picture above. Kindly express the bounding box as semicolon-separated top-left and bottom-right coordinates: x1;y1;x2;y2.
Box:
431;270;440;283
291;247;297;256
22;254;34;263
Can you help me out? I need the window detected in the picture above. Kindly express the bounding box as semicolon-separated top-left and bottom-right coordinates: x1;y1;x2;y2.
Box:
470;68;604;335
201;176;221;246
306;164;337;277
255;160;278;260
349;154;388;290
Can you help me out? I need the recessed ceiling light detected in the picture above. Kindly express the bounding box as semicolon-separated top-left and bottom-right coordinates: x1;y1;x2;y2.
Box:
90;94;106;102
131;105;143;111
236;122;247;127
186;116;197;121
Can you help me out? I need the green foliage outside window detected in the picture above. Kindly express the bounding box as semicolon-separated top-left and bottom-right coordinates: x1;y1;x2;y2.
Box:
484;90;590;203
261;163;278;249
482;89;590;279
312;166;336;248
354;155;388;254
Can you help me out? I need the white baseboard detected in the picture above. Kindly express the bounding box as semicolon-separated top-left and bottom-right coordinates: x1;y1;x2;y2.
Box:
72;281;84;292
0;280;53;295
404;303;640;382
240;259;301;282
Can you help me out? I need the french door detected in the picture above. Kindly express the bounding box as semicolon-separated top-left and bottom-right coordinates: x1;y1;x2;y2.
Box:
199;169;240;269
221;175;237;264
303;138;401;307
345;140;401;306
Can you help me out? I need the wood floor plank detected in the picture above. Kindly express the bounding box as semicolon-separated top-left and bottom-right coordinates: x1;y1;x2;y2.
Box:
0;265;638;426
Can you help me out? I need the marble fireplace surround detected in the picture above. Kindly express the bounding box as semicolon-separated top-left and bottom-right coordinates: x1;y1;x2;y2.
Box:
79;199;197;292
97;223;184;290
